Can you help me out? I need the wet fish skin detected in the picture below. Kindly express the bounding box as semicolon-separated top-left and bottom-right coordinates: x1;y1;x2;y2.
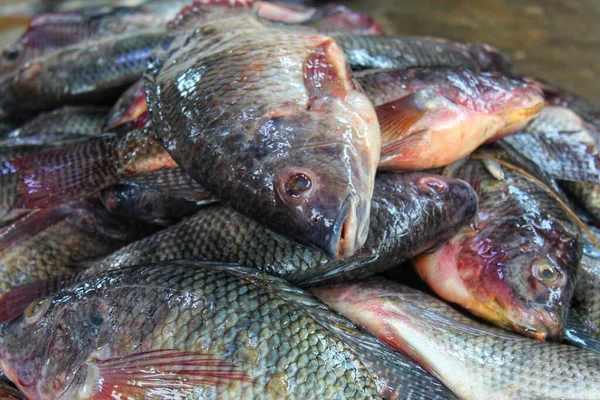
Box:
0;261;454;399
333;35;512;72
145;15;381;259
563;181;600;223
82;172;477;286
413;156;583;340
100;169;216;225
355;68;543;169
311;277;600;400
0;30;169;115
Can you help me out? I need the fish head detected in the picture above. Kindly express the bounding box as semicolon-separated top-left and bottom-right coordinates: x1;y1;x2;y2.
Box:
455;220;579;340
0;292;105;399
439;70;544;138
255;94;379;259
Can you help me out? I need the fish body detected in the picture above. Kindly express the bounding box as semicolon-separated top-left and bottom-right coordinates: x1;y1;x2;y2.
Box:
311;278;600;400
145;14;381;259
413;155;582;340
85;172;476;285
333;35;512;72
355;68;543;169
0;262;454;399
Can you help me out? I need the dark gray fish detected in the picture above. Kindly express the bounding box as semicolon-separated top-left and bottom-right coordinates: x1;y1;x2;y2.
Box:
2;106;108;145
0;30;169;115
565;225;600;352
333;35;512;72
84;172;476;285
101;168;216;225
413;154;583;340
145;14;381;259
0;261;455;399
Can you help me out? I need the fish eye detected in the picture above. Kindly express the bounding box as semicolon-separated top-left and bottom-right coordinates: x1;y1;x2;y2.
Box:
532;263;562;284
285;173;313;198
24;298;51;326
3;46;20;62
415;176;448;196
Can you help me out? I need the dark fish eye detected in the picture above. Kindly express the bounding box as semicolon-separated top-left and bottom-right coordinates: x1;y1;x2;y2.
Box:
285;173;312;197
533;263;561;284
3;46;20;61
24;298;51;326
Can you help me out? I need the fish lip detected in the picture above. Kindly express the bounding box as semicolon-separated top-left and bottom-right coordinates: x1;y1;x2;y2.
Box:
327;194;359;259
508;304;563;341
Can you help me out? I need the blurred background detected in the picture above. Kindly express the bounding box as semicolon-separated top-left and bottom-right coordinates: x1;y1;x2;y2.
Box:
0;0;598;101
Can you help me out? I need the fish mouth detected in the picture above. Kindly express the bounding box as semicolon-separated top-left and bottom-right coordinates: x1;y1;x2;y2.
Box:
327;194;360;259
507;304;563;341
497;93;544;132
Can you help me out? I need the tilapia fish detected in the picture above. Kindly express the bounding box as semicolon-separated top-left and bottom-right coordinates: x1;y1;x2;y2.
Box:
0;200;150;322
101;168;216;224
2;106;108;145
311;278;600;400
413;155;583;340
355;68;543;169
80;172;475;285
0;30;169;115
0;262;455;399
0;0;191;78
500;106;600;221
145;14;381;259
333;34;512;72
566;224;600;352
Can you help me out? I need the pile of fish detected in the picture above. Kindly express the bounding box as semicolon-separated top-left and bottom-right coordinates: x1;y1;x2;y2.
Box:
0;0;599;399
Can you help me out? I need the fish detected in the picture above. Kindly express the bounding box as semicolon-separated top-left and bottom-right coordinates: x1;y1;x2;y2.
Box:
355;68;544;169
310;277;600;400
256;2;385;34
0;381;23;400
100;168;216;224
565;224;600;352
145;13;381;259
500;106;600;221
332;34;513;72
0;0;192;79
412;154;583;340
2;127;177;214
0;200;152;322
0;261;455;399
3;106;108;145
64;172;475;286
104;79;148;130
0;29;169;115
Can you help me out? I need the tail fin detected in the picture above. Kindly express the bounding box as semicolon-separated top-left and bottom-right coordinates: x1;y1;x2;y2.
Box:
9;129;176;210
10;136;120;209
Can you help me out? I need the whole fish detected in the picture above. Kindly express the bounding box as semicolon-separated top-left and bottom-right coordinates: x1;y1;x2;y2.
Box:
100;168;216;224
311;278;600;400
145;14;381;259
355;68;543;169
332;34;512;72
500;106;600;221
79;172;476;285
566;225;600;352
413;155;583;340
0;30;169;115
3;106;108;144
0;200;151;322
0;262;455;399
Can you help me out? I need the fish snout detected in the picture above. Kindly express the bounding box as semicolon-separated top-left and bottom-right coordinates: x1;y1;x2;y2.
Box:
327;194;364;259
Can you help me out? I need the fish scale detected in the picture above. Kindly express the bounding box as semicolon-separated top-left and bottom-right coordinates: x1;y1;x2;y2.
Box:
0;262;456;399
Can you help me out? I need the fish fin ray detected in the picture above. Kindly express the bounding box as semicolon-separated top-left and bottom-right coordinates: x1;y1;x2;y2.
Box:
303;38;350;102
376;92;429;145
